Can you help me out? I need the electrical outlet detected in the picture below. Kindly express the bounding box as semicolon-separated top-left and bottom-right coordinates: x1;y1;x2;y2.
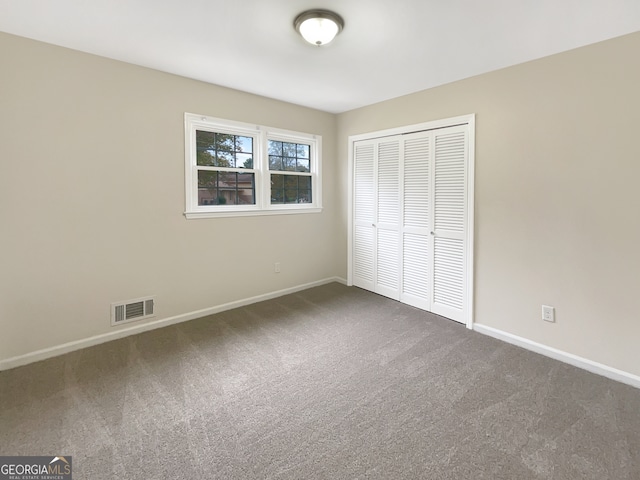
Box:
542;305;555;323
275;262;281;273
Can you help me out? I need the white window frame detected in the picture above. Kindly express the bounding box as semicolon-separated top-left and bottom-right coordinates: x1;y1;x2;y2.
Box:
184;113;322;219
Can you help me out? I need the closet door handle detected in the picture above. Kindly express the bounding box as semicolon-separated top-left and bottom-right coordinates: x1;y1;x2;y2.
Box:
430;231;435;235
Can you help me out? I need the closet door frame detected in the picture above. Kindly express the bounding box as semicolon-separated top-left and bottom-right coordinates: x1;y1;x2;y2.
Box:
347;114;476;329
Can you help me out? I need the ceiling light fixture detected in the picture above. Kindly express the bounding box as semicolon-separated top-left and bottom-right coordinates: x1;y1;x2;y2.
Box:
294;9;344;46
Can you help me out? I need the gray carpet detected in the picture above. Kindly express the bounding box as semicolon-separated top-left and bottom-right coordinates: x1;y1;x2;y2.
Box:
1;283;639;479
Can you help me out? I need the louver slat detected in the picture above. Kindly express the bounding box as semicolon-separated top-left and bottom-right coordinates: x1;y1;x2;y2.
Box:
377;229;399;289
403;233;428;299
354;144;375;224
374;139;401;299
401;135;430;308
433;237;464;310
377;141;400;226
432;127;467;322
434;131;465;233
403;137;429;229
354;225;374;282
353;142;376;288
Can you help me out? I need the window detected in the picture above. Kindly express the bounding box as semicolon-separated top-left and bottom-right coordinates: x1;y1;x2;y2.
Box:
196;131;256;206
185;113;321;218
268;140;312;204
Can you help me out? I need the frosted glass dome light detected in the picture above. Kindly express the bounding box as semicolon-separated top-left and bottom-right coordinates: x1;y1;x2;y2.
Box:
294;10;344;46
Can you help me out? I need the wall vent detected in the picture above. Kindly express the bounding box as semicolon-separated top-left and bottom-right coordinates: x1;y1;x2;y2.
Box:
111;296;155;326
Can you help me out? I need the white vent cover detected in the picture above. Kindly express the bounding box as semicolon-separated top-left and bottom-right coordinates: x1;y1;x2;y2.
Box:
111;296;155;326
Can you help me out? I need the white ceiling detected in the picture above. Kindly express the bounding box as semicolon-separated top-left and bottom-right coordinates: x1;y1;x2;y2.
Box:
1;0;640;113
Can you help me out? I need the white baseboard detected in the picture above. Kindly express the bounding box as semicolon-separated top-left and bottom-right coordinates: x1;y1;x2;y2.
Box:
474;323;640;390
0;276;348;372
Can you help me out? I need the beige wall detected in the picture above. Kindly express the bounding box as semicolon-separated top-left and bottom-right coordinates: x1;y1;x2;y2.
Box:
0;32;341;362
337;32;640;377
3;29;640;379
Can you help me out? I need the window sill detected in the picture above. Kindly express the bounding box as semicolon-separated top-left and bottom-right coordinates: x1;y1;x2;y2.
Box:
184;207;323;219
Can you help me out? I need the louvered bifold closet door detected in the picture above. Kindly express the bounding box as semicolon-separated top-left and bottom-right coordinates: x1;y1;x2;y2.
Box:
375;139;401;300
353;141;376;291
401;132;431;310
430;125;468;323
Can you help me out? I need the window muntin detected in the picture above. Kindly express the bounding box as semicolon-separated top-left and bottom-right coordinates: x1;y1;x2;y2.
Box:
185;113;321;218
271;174;312;204
268;140;310;172
268;139;313;205
196;130;256;207
198;171;256;206
196;131;254;169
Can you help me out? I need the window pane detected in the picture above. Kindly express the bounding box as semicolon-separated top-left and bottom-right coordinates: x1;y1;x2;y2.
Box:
197;150;215;166
235;136;253;153
268;140;312;173
285;190;298;204
296;159;310;172
284;176;298;189
196;131;216;166
271;174;284;203
198;170;217;187
298;189;312;203
198;171;222;205
272;192;284;203
236;153;253;169
217;172;236;204
197;130;215;146
268;140;282;156
299;176;311;190
271;174;284;189
283;157;296;171
215;133;234;152
216;151;233;167
282;142;297;157
211;172;255;205
269;155;283;170
297;144;310;159
270;174;312;205
271;189;284;204
196;131;257;168
236;173;256;204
